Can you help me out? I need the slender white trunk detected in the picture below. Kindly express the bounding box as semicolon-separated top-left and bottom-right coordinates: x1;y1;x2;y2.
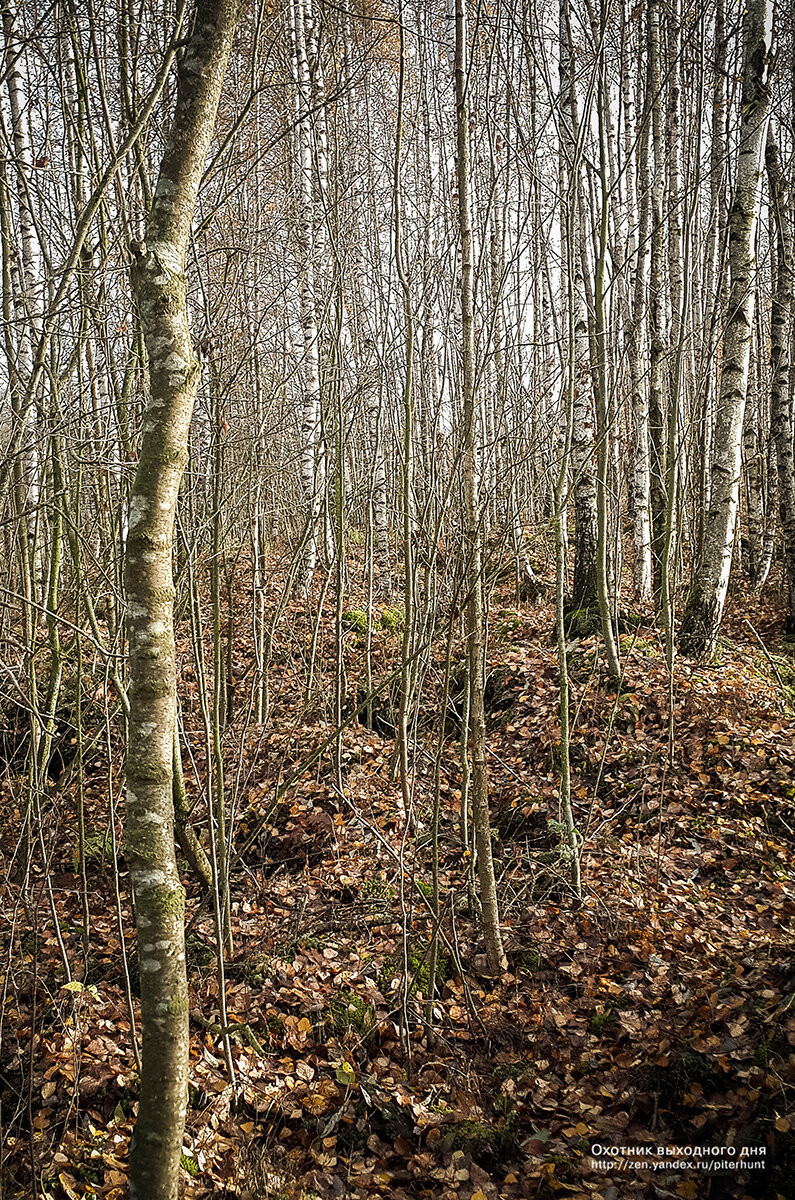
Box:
680;0;773;657
697;0;729;555
289;0;324;596
339;11;391;596
455;0;505;973
647;0;667;598
766;121;795;633
621;0;652;599
2;2;44;572
742;371;766;585
559;0;597;612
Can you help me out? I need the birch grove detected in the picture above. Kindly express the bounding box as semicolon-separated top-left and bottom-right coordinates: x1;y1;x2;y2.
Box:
1;0;795;1184
679;0;774;657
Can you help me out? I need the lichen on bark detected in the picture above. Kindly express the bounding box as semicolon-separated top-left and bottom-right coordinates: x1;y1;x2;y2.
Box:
124;5;241;1199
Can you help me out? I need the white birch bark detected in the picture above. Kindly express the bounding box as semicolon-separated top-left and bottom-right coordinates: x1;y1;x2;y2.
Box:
621;0;652;599
339;9;391;595
289;0;324;596
647;0;667;597
559;0;597;613
742;368;766;585
766;121;795;633
679;0;773;657
367;383;392;596
455;0;505;973
661;0;684;605
1;2;44;569
697;0;729;554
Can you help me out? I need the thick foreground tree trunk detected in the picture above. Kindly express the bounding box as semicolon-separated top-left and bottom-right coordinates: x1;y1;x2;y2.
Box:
679;0;772;658
125;4;239;1198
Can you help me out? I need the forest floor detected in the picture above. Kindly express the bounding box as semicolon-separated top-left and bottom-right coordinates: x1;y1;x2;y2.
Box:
1;558;794;1200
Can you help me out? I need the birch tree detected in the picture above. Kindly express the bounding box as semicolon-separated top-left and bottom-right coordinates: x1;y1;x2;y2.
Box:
124;3;239;1197
455;0;506;973
695;0;729;558
766;121;795;634
679;0;773;658
620;0;652;600
646;0;667;601
289;0;325;597
1;1;45;585
559;0;598;616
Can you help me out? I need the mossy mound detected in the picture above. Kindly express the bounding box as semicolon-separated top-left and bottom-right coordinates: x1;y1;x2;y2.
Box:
379;605;404;634
324;988;377;1045
378;946;451;1000
342;609;369;639
637;1044;718;1104
563;605;602;639
440;1114;520;1167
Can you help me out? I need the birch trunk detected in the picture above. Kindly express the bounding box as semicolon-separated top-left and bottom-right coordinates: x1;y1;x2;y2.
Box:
594;37;621;679
742;372;766;585
1;2;44;579
346;28;391;596
766;122;795;634
647;0;667;601
697;0;729;557
289;0;324;596
125;4;239;1197
620;0;652;600
559;0;597;614
367;385;392;596
679;0;773;657
455;0;505;973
